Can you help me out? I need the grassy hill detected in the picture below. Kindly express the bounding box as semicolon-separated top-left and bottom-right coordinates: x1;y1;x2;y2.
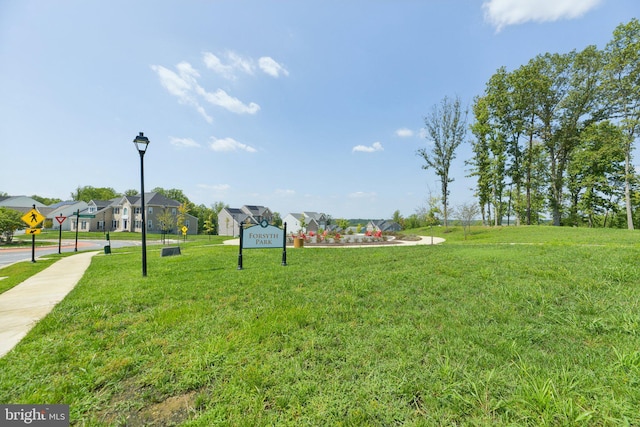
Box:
1;226;639;425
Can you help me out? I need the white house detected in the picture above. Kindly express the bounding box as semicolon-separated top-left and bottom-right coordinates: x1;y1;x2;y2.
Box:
47;201;89;231
283;212;328;234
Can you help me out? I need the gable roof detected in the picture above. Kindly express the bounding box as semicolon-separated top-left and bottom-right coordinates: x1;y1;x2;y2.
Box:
242;205;270;217
49;200;83;209
302;212;326;221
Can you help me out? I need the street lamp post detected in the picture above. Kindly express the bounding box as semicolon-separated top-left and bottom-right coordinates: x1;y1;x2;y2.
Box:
133;132;150;277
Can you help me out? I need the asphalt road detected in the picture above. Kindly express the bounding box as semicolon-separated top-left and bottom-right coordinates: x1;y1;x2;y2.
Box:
0;239;141;269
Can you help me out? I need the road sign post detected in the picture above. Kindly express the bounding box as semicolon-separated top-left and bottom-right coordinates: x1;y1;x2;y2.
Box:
56;215;67;254
21;206;44;263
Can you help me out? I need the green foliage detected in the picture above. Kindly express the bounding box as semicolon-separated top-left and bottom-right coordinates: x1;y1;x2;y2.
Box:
1;227;639;425
0;207;23;243
72;186;119;202
470;19;640;228
203;214;215;237
417;95;468;227
30;195;62;206
337;218;349;230
270;212;282;227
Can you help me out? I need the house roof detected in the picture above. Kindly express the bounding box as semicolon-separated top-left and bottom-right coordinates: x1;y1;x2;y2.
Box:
242;205;270;217
126;192;182;208
89;200;114;209
369;220;401;232
0;196;47;208
303;212;326;221
49;200;83;209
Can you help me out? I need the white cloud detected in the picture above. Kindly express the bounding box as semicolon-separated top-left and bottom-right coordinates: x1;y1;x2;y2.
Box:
348;191;377;199
169;137;201;148
275;189;296;197
483;0;603;31
197;87;260;114
259;57;289;78
202;52;236;79
209;136;257;153
203;51;256;79
152;61;260;119
198;183;231;192
227;51;254;75
352;141;384;153
395;128;414;137
151;64;213;123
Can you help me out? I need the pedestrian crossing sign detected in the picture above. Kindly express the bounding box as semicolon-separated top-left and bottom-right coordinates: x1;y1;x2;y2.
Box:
21;209;45;227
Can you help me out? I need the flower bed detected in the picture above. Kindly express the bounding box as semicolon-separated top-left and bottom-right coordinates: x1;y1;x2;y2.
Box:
286;231;394;246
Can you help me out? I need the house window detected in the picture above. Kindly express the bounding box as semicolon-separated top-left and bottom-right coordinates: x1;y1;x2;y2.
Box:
172;208;176;215
98;221;104;230
148;207;153;214
135;207;141;215
148;220;153;229
186;220;190;228
81;221;88;230
123;208;128;216
89;206;96;213
112;220;119;229
114;208;120;214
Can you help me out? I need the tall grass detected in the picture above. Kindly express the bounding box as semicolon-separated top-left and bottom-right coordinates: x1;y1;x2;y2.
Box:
0;226;638;425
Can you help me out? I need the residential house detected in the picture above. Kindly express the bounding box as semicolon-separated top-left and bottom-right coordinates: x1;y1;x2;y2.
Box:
0;195;52;216
366;220;402;233
47;200;89;231
69;192;198;235
218;205;274;236
0;196;54;229
283;212;328;234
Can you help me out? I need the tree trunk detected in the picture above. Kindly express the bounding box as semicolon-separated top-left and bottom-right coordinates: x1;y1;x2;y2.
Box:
625;147;634;230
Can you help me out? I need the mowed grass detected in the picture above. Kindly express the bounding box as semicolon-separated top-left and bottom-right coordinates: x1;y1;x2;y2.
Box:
0;226;639;425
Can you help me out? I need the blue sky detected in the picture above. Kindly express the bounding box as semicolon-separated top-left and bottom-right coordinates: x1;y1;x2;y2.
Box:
1;0;637;219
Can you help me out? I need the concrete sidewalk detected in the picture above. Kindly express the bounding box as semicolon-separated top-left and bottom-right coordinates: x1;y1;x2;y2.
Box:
0;251;99;358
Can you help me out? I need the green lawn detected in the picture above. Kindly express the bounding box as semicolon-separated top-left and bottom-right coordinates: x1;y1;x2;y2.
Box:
0;226;639;425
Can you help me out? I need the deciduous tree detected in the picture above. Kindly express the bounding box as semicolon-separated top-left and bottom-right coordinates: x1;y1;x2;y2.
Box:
417;95;468;228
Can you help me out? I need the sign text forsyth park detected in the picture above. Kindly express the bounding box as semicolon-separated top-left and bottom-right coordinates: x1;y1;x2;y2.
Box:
237;220;287;270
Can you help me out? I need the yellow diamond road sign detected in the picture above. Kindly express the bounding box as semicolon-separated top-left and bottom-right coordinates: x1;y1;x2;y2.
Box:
181;226;188;234
21;209;45;227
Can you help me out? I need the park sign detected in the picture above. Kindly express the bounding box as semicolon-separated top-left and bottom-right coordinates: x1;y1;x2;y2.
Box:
237;220;287;269
243;221;283;249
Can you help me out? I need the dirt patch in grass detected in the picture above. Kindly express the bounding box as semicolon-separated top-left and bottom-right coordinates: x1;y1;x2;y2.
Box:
99;387;197;426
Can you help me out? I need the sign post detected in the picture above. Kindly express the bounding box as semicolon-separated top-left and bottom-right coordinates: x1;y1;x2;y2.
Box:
21;206;45;263
237;220;287;270
56;215;67;254
73;211;95;252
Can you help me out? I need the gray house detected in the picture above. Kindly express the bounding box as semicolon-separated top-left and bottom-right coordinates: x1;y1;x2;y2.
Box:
218;205;273;236
366;220;402;233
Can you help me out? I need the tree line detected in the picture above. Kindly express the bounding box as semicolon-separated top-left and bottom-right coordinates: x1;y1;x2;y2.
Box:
467;19;639;228
418;19;639;229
